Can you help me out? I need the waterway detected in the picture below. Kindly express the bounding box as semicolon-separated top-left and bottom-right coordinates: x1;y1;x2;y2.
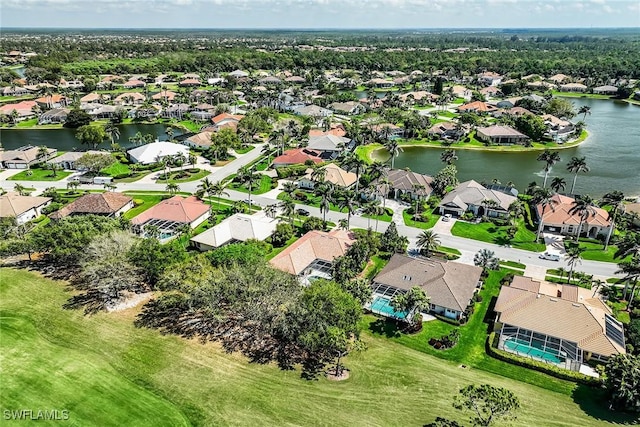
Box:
375;98;640;198
0;123;185;152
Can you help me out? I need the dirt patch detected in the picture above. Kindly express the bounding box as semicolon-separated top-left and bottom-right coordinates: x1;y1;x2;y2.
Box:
106;292;153;312
326;367;350;381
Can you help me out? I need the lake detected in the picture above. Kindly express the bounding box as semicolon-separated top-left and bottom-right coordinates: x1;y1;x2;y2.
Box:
376;98;640;198
0;123;185;152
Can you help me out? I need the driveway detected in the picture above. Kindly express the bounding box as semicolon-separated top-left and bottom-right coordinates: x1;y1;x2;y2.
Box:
543;232;566;255
431;216;456;235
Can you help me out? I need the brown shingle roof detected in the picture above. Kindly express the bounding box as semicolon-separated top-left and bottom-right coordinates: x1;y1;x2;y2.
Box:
373;254;482;312
269;229;355;276
49;192;132;219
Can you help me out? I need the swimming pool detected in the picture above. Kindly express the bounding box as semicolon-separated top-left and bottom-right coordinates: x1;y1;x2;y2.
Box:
503;338;564;364
369;296;409;320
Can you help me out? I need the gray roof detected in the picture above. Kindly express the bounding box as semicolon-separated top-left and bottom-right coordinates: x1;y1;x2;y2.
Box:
307;134;351;151
376;169;434;195
439;180;516;212
373;254;482;312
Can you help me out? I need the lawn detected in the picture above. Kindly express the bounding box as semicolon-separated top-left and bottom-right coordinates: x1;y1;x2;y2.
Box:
228;175;275;195
361;207;393;223
2;267;631;427
155;168;211;184
101;161;131;177
122;194;165;219
564;240;630;263
235;145;255;154
451;220;545;252
8;168;72;181
402;210;440;229
500;260;526;270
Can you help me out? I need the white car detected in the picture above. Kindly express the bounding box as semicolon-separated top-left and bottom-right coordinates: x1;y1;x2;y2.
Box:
442;214;452;222
539;252;560;261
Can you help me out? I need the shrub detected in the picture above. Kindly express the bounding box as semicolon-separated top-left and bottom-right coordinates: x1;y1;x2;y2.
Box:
133;199;145;206
42;203;63;215
113;173;130;179
187;168;200;173
293;190;308;201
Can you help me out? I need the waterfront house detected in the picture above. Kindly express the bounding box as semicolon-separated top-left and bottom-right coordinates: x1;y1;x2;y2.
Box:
438;180;516;218
535;194;612;239
476;125;530;145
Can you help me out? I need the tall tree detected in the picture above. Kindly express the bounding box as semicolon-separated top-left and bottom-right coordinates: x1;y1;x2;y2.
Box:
616;258;640;311
384;139;400;169
75;124;106;149
473;249;500;271
336;189;359;229
105;123;121;145
315;183;334;223
532;187;558;241
536;150;561;188
578;105;591;122
550;177;567;193
601;190;625;250
391;286;430;326
565;245;585;283
417;230;441;257
566;156;590;194
568;195;597;242
166;182;179;195
453;384;520;427
236;166;260;211
603;354;640;413
440;149;458;165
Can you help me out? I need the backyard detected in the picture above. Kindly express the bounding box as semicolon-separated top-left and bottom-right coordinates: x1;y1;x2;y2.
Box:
1;267;632;427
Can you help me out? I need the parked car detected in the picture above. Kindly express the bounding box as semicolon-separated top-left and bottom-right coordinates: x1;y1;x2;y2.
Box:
442;213;452;222
539;252;560;261
296;208;310;216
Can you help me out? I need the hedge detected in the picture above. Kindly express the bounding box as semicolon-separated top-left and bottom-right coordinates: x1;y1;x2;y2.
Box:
486;332;602;387
275;164;309;178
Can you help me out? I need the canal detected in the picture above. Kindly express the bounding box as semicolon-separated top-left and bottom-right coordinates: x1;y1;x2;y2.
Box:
376;98;640;198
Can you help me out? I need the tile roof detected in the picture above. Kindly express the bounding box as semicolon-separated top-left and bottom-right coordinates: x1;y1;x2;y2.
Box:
477;125;528;138
440;180;516;212
307;134;350;151
190;213;279;248
0;192;51;218
308;124;347;138
495;276;625;356
269;229;356;276
302;163;357;188
273;148;323;166
49;192;132;219
457;101;497;113
379;169;434;195
537;194;611;228
212;113;244;124
373;254;483;312
131;196;209;226
185;131;214;147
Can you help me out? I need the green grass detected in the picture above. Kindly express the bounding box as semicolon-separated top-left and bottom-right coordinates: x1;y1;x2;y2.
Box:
228;175;274;195
101;161;131;177
15;118;38;127
361;207;393;223
156;169;211;184
2;267;632;427
235;145;255;154
500;260;526;270
564;240;630;263
363;255;389;280
451;220;545;252
402;210;440;229
7;168;72;181
122;194;165;219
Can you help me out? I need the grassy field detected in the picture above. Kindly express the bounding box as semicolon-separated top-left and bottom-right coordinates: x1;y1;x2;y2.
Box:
228;175;275;195
101;161;132;177
156;169;211;184
451;220;545;252
564;240;630;263
402;210;440;229
2;267;633;427
122;194;165;219
7;168;72;181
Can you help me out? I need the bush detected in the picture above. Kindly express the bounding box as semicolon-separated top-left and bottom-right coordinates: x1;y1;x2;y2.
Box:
113;173;130;179
133;199;145;206
486;333;602;386
302;216;326;233
42;203;63;215
187;168;200;173
293;190;308;201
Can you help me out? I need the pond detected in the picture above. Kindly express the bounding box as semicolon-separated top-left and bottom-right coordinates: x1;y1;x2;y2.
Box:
376;98;640;198
0;123;185;152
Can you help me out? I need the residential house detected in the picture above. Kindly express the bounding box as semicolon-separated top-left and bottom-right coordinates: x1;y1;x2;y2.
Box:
308;123;347;138
190;213;280;251
399;91;438;105
38;108;69;124
559;83;588;93
542;114;575;142
151;90;177;103
494;275;625;371
258;76;282;85
228;70;249;79
1;86;30;96
191;103;215;121
80;103;118;119
480;86;503;98
369;123;404;140
457;101;498;114
269;229;356;284
131;195;210;241
535;193;612;239
478;72;503;86
0;146;57;169
297;163;357;190
35;94;68;109
369;254;483;321
113;92;145;106
438;180;516;218
179;78;201;87
547;74;570;84
182;131;214;149
592;85;618;95
527;81;556;91
0;100;38;121
623;203;640;228
476;125;530;145
291;104;333;118
127;141;190;165
49;150;103;170
504;106;534;117
272;148;323;167
0;192;52;225
161;103;190;119
367;78;395;88
450;85;472;101
49;192;133;220
285;76;306;84
329;101;366;115
374;169;434;200
427;122;466;140
123;79;146;89
306;134;351;158
211;113;243;130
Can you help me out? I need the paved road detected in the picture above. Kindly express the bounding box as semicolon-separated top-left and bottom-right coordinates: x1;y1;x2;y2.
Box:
1;146;622;279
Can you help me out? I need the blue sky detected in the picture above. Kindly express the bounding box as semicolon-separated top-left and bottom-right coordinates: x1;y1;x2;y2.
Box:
2;0;639;29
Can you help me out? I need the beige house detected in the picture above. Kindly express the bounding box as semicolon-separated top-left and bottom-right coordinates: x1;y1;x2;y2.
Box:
370;254;483;321
374;169;434;200
559;83;588;93
495;276;625;372
536;194;612;239
476;125;530;145
0;146;57;169
49;193;133;220
0;192;52;224
183;131;214;149
297;163;357;190
439;180;517;218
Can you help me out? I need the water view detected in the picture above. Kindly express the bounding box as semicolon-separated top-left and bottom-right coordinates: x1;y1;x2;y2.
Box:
378;98;640;198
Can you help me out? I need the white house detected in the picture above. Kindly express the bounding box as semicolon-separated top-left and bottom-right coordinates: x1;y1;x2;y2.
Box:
0;192;52;225
190;213;280;251
127;141;190;165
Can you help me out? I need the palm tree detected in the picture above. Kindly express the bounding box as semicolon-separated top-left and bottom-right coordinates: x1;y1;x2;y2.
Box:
105;123;120;145
362;200;385;231
236;167;260;211
550;177;567;193
342;153;367;193
165;126;175;142
310;167;327;185
279;198;295;224
384;139;400;169
37;146;49;161
13;183;28;196
336;189;358;229
532;187;558;241
566;156;590;194
417;230;441;257
210;181;229;218
440;149;458;165
265;204;279;219
480;199;500;218
391;286;430;326
282;181;298;199
565;246;585;284
568;195;597;242
166;182;179;195
367;161;389;182
578;105;591;122
536;150;561;188
315;183;334;223
197;177;214;212
601;190;625;250
474;249;500;271
616;258;640;310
